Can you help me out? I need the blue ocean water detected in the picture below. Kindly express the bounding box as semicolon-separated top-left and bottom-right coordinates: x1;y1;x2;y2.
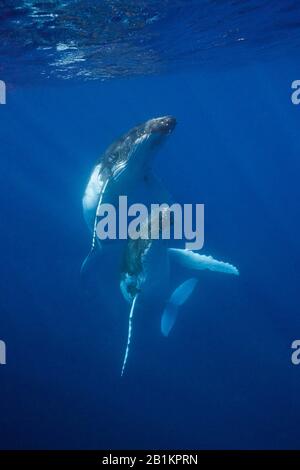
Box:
1;0;300;450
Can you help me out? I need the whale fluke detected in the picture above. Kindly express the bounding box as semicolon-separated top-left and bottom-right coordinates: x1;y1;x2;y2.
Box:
160;250;239;337
168;248;239;276
161;278;198;337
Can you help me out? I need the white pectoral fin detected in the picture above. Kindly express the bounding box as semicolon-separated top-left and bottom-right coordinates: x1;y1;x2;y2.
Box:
80;182;107;276
121;295;138;377
161;278;198;337
168;248;239;276
82;163;103;230
80;239;102;276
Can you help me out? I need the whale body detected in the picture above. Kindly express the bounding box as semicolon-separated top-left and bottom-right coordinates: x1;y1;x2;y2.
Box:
81;116;176;272
80;116;239;377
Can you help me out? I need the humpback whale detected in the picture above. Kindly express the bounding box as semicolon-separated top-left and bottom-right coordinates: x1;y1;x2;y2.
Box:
81;116;239;377
82;116;176;272
120;207;239;376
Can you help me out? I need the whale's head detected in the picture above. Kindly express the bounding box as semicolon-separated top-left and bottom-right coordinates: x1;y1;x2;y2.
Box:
128;115;177;164
144;116;177;136
102;116;176;176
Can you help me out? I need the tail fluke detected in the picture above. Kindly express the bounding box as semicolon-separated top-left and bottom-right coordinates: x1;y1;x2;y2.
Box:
168;248;239;276
121;295;138;377
161;278;198;337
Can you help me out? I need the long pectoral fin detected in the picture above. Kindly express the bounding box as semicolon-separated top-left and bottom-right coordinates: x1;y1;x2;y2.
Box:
80;238;102;276
80;178;111;275
161;278;198;337
80;205;103;276
168;248;239;276
80;172;109;275
121;295;138;377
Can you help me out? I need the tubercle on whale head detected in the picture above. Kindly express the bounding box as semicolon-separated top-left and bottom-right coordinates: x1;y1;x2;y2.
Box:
145;115;177;135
